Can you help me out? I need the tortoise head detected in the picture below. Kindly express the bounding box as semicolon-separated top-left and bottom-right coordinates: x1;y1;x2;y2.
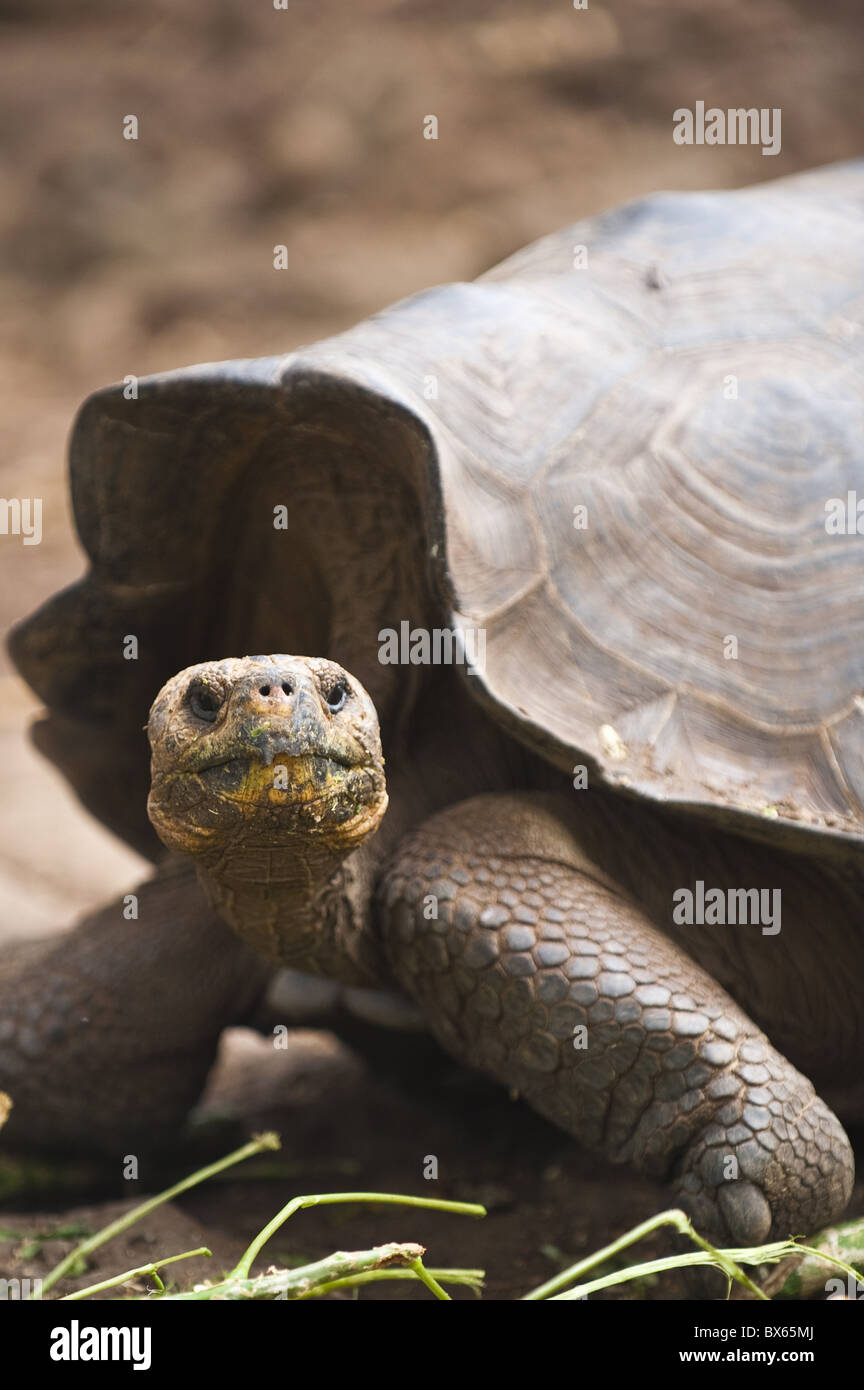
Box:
146;655;388;860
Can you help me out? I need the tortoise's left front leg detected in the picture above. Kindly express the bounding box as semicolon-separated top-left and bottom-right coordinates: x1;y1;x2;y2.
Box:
0;861;271;1154
376;792;853;1244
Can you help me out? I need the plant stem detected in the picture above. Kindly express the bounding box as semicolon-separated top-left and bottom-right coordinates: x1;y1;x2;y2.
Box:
37;1131;280;1298
61;1247;212;1300
296;1266;485;1299
163;1242;480;1300
232;1191;485;1280
524;1208;768;1301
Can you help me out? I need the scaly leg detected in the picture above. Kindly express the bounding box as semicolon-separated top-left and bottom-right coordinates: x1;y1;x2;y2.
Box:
377;793;853;1242
0;861;270;1153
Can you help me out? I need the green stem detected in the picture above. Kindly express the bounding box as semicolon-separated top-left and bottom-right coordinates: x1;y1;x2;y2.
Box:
164;1242;480;1300
794;1244;864;1282
37;1131;280;1298
231;1191;485;1281
408;1257;450;1301
524;1208;768;1301
548;1246;776;1300
61;1247;211;1301
764;1219;864;1298
296;1267;485;1299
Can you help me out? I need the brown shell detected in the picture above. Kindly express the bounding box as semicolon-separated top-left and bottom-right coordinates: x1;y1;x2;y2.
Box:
11;161;864;856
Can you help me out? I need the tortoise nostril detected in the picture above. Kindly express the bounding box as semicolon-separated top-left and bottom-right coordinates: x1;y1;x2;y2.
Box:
256;681;294;699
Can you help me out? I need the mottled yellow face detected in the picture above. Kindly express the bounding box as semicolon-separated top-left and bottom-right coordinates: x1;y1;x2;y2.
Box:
146;655;388;859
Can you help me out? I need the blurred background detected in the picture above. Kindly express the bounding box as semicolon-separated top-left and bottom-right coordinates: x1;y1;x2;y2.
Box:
1;0;863;1300
0;0;862;938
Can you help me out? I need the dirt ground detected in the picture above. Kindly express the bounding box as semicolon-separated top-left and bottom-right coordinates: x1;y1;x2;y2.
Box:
1;0;863;1300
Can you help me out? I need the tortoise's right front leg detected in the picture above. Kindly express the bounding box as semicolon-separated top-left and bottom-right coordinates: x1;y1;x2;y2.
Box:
0;862;271;1154
377;793;854;1245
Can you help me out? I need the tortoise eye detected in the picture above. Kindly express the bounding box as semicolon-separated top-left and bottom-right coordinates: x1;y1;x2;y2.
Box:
188;680;224;722
324;680;348;712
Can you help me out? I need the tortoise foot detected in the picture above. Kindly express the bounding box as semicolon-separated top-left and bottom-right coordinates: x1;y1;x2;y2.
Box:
378;792;854;1243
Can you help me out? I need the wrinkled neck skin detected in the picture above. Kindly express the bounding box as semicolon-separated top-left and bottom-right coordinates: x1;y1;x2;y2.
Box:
194;834;384;988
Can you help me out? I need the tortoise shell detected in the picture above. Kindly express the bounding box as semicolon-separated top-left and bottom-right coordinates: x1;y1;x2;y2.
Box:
11;160;864;858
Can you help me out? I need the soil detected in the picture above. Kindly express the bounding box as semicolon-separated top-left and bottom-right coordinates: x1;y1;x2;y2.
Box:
1;1029;682;1301
1;0;863;1299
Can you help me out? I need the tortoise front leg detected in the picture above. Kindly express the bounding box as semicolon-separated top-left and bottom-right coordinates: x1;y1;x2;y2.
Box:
376;793;853;1243
0;861;270;1154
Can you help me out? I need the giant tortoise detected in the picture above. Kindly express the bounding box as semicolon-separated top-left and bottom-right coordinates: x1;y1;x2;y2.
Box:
2;160;863;1250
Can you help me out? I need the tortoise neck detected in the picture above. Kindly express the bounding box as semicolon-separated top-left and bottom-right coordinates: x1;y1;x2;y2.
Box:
194;837;384;987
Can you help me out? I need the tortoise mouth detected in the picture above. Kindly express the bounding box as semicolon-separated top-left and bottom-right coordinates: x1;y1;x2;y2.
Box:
197;744;359;777
180;720;370;786
196;749;369;805
149;743;388;854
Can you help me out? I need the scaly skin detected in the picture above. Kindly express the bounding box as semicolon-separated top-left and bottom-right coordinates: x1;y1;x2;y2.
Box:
147;656;853;1242
0;861;270;1152
376;795;853;1244
147;654;389;985
0;653;854;1243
